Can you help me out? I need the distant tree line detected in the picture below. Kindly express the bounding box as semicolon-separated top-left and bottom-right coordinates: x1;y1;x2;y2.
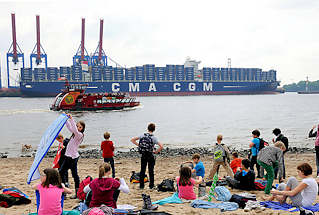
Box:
283;80;319;92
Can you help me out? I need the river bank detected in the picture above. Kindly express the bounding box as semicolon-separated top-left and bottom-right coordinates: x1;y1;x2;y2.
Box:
0;152;319;214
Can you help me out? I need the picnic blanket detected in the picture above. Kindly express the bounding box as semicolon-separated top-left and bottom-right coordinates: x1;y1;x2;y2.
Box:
260;201;319;212
152;192;183;205
191;199;239;211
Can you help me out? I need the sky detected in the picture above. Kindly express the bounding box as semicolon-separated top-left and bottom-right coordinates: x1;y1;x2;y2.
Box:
0;0;318;87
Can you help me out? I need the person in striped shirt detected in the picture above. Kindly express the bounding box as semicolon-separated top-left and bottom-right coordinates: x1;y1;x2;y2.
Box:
257;141;286;195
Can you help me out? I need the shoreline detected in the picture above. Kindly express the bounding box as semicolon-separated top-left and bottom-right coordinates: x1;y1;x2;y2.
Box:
1;153;319;215
0;145;316;159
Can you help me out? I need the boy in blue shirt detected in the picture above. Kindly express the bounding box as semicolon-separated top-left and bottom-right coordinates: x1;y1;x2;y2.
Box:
192;153;206;197
192;154;205;178
249;129;261;178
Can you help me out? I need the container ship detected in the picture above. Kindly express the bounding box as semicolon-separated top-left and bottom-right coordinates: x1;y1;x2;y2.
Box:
19;59;279;97
4;14;280;97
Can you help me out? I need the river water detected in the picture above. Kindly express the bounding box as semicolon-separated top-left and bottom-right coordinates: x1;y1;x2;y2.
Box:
0;93;317;157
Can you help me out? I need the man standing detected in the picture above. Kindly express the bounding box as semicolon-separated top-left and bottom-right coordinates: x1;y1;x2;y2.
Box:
249;130;261;178
272;128;289;179
131;123;163;189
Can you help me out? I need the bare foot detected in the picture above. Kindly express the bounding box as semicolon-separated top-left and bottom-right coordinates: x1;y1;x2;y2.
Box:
261;195;273;201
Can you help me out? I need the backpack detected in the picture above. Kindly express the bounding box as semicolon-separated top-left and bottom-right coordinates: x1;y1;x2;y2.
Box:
130;171;149;183
257;138;269;151
157;179;175;192
214;144;226;162
138;133;155;154
77;176;93;201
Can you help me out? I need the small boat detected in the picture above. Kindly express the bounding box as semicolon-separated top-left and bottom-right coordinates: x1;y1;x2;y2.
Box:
50;81;140;111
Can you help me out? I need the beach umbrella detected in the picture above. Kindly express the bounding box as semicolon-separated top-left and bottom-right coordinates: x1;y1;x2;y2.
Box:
27;114;69;184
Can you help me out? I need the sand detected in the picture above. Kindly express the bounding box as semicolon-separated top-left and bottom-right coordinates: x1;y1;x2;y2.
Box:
0;153;318;215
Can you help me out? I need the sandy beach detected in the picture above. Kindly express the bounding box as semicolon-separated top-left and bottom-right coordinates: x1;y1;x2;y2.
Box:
0;152;318;215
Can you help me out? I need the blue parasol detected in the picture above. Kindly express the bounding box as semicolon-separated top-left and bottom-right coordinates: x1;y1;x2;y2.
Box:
27;114;69;184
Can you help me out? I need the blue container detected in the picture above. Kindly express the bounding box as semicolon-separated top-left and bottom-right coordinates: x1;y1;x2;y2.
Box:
21;68;33;81
125;68;135;81
114;67;124;81
185;67;194;81
145;66;155;81
47;67;58;81
59;67;71;80
103;66;113;80
135;66;145;81
155;67;166;81
33;68;46;81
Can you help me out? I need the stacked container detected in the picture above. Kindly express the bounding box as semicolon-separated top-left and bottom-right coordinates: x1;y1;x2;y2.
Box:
114;67;124;81
256;69;262;81
135;66;145;81
21;68;33;81
155;67;166;81
166;65;175;81
47;67;59;81
33;68;46;81
125;67;135;81
71;66;83;81
202;67;212;81
92;66;103;81
144;64;155;81
268;70;276;81
103;66;113;81
175;65;185;81
185;67;194;81
212;68;220;81
59;67;71;80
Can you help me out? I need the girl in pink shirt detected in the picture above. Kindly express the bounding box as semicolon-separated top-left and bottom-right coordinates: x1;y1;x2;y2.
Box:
33;168;72;215
59;113;85;199
176;166;202;200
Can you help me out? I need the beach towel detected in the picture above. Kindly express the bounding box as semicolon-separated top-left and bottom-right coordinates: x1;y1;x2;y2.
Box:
152;192;183;205
0;187;31;208
191;199;239;211
260;201;319;212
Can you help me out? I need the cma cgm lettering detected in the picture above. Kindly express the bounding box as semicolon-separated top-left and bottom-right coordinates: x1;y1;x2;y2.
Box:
110;82;213;92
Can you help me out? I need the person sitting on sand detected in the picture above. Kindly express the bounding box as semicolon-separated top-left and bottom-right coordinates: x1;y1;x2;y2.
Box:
176;166;203;200
257;141;285;195
83;163;129;208
208;134;234;179
191;153;205;178
33;168;72;215
226;159;255;191
230;151;242;174
268;163;318;207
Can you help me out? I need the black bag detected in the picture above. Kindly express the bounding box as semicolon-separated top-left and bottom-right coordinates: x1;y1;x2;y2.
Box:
229;194;256;209
157;179;175;192
138;133;154;154
130;171;148;183
257;138;269;151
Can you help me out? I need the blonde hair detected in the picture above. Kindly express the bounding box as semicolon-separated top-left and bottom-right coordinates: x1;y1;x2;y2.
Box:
274;141;286;151
99;163;111;178
104;132;110;139
217;134;223;141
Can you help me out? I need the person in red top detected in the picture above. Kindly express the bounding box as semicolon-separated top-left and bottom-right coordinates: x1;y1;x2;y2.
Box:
101;132;115;178
83;163;129;208
230;152;242;174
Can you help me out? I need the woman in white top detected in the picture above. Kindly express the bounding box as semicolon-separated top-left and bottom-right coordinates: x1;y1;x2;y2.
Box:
269;163;318;207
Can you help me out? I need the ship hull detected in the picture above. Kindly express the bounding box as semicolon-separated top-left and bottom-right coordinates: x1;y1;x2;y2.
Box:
20;81;279;97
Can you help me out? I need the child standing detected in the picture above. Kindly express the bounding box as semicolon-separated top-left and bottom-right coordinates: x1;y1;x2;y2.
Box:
101;132;115;178
176;166;202;200
208;134;234;179
33;168;72;215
